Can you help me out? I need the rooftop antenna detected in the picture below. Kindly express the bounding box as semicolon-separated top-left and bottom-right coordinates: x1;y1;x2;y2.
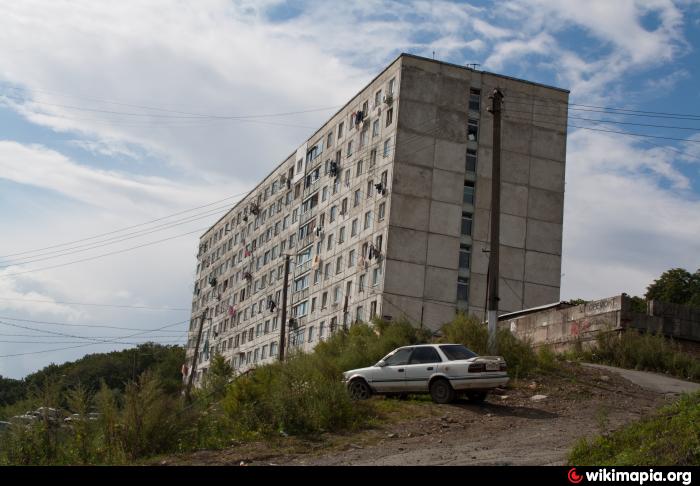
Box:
432;50;435;59
466;63;481;70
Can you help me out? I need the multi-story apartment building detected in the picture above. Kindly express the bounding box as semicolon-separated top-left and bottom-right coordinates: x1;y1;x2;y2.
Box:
185;53;569;384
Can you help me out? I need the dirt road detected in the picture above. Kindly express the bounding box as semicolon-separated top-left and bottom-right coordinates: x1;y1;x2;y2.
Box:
160;363;697;466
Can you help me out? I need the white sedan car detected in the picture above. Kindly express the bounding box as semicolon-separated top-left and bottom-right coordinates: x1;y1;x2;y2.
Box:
342;344;508;404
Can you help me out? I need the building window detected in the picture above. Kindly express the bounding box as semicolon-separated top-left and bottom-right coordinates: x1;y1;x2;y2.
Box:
351;218;358;236
336;256;343;274
327;233;333;251
270;341;278;357
374;89;382;107
327;131;333;147
338;122;344;139
322;292;328;308
372;266;382;286
388;77;396;95
469;88;481;112
463;181;475;205
378;202;386;221
354;190;361;207
308;326;315;343
370;148;377;167
356;160;363;176
457;277;469;301
359;273;366;292
383;138;391;157
348;249;356;268
466;148;477;173
459;244;471;270
330;206;337;222
468;118;479;141
356;306;363;323
370;300;377;318
347;140;353;157
364;210;373;230
385;108;393;126
334;286;341;304
366;179;373;198
293;300;308;317
319;321;325;339
372;119;379;138
360;128;368;149
339;226;346;243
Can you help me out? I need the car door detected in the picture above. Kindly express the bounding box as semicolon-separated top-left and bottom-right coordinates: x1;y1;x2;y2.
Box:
369;347;413;392
403;346;442;392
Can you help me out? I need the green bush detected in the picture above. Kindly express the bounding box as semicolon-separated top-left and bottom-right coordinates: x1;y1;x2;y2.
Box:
439;313;546;378
223;319;425;438
569;391;700;465
580;331;700;381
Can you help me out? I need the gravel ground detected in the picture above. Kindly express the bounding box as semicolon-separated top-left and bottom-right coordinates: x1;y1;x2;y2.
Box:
157;363;675;466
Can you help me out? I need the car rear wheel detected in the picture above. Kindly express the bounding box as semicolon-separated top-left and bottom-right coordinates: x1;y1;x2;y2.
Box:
429;378;455;404
466;391;487;403
348;379;372;400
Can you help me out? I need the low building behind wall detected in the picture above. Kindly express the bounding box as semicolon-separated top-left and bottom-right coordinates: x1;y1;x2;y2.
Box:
499;294;700;354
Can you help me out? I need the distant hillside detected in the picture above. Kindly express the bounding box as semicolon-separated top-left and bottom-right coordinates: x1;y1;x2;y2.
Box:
0;343;185;408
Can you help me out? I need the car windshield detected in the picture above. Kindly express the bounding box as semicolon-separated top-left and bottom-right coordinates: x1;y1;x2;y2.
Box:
439;344;478;361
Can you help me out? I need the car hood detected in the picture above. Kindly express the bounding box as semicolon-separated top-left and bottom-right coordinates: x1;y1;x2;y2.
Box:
343;366;378;379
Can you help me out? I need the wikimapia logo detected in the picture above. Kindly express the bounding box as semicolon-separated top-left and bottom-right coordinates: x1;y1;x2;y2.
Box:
568;468;584;484
567;468;692;485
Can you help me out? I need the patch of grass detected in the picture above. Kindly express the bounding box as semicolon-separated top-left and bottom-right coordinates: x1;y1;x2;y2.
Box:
569;391;700;466
578;331;700;382
221;319;428;439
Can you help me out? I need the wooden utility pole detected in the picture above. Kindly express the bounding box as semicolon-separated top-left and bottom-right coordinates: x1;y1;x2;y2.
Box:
278;254;290;361
185;308;208;401
487;88;504;354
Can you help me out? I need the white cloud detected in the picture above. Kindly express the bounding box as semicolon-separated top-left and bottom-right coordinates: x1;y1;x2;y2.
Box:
561;128;700;300
0;141;226;212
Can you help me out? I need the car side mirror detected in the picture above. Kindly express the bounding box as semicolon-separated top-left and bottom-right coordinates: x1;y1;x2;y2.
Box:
376;360;387;367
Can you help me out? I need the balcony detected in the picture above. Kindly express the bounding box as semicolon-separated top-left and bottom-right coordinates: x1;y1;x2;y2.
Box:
294;259;312;276
302;179;320;200
291;288;309;305
298;208;316;227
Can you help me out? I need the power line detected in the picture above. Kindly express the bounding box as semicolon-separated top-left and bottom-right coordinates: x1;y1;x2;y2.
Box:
0;189;252;259
0;315;191;332
0;318;188;358
0;203;236;267
0;227;208;278
1;91;341;120
0;296;188;311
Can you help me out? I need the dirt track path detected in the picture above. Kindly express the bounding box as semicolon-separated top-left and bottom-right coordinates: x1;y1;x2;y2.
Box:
161;363;690;466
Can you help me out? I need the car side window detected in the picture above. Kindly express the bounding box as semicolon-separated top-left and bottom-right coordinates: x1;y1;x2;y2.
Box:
384;348;413;366
409;347;441;364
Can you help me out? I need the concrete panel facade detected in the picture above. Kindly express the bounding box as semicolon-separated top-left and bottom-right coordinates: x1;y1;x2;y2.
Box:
186;53;569;384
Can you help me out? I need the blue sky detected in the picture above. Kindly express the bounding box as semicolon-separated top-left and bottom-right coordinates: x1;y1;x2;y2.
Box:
1;0;699;378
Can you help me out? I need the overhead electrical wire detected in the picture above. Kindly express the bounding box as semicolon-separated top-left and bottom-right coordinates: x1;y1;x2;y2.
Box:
0;296;189;311
0;189;253;259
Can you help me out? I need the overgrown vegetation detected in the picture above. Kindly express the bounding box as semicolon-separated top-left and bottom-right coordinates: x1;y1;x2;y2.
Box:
575;330;700;381
645;267;700;309
439;312;559;378
0;343;184;417
0;319;431;464
569;391;700;466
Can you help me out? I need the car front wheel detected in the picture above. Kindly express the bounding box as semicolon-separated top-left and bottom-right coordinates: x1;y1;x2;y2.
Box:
429;378;455;404
348;379;372;400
